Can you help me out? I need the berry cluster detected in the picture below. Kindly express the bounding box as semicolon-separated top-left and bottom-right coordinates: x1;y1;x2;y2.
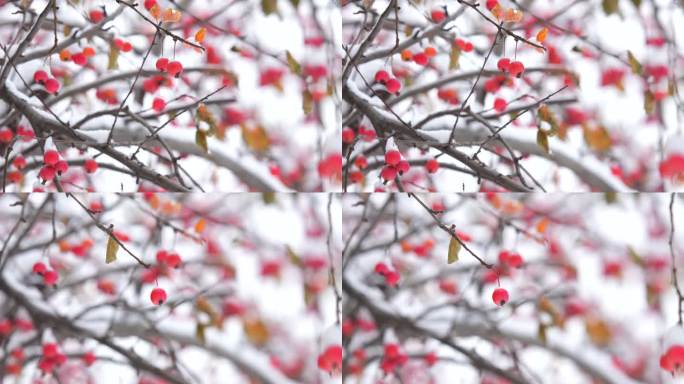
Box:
39;149;69;182
380;343;408;374
497;58;526;78
346;153;368;185
38;343;67;374
400;46;438;67
374;262;400;286
156;57;184;77
381;149;410;182
374;70;401;94
3;347;25;375
33;70;60;94
32;262;59;286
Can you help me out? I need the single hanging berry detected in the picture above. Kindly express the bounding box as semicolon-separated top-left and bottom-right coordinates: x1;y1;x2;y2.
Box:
492;287;509;306
150;287;167;305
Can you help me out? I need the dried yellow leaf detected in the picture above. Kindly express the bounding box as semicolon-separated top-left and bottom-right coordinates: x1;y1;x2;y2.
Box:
105;235;118;264
285;51;301;75
537;129;550;153
195;129;208;152
583;125;612;151
627;51;642;75
447;235;460;264
243;317;270;346
241;125;270;152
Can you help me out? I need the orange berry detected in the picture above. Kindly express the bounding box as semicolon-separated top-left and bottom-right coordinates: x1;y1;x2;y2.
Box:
400;49;413;61
59;49;71;61
82;47;96;58
536;27;548;43
424;46;437;58
195;27;206;43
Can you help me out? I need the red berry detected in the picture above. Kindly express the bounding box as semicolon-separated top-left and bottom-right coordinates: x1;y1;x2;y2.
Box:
354;155;368;169
72;52;87;66
374;70;390;83
507;253;523;268
375;262;389;275
492;287;509;306
380;166;397;181
13;155;26;169
143;78;160;93
317;345;343;374
43;270;58;286
38;358;55;373
385;150;401;166
44;78;60;94
166;61;183;77
43;150;60;165
89;10;104;23
152;97;166;112
6;362;21;375
484;76;506;93
396;160;410;174
508;61;525;77
33;262;47;274
11;347;24;361
413;52;429;66
33;70;48;84
0;319;12;335
493;98;507;112
155;57;169;72
660;154;684;179
84;159;98;173
7;171;22;184
456;39;474;52
486;0;499;10
431;9;446;23
385;78;401;94
114;39;132;52
82;351;97;366
349;171;364;183
165;253;182;269
156;250;168;264
55;352;66;365
144;0;157;11
150;287;167;305
97;279;116;295
0;127;13;143
42;343;59;358
498;250;510;264
438;279;458;295
54;160;69;174
497;58;510;72
342;128;355;144
425;158;440;174
385;271;400;286
39;166;56;181
661;345;684;373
